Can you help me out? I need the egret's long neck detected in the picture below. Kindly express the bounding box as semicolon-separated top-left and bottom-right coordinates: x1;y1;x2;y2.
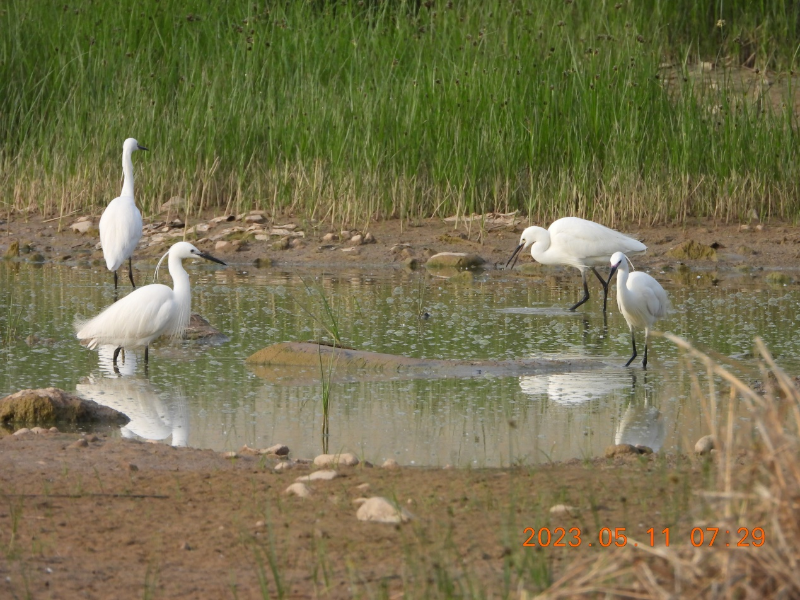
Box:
528;229;552;262
615;263;630;291
121;148;135;198
168;254;192;323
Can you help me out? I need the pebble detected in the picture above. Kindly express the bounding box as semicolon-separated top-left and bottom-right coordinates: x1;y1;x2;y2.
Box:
215;241;231;251
221;451;238;459
355;483;371;492
549;504;578;516
13;428;31;436
68;439;88;449
355;497;413;524
313;453;359;467
274;461;296;472
604;444;651;458
70;220;93;234
245;214;266;224
266;444;290;456
349;234;364;246
49;427;59;433
382;458;399;469
125;463;139;472
211;215;236;223
364;232;375;244
322;233;339;242
296;470;338;482
695;435;716;455
285;482;312;498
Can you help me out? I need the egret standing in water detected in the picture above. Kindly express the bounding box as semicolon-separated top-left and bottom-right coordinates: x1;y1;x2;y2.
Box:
609;251;669;368
76;242;225;367
506;217;646;311
99;138;148;291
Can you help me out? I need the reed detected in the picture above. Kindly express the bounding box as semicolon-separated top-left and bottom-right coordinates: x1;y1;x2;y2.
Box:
2;1;800;226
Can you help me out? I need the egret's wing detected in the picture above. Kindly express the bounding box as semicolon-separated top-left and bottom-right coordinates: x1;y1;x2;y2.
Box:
549;217;646;266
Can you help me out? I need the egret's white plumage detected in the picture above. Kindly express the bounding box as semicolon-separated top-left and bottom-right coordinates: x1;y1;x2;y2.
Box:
506;217;646;311
76;242;225;365
99;137;147;290
609;251;669;368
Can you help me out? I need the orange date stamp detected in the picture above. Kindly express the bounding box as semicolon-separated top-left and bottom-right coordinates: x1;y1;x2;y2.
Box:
522;526;766;548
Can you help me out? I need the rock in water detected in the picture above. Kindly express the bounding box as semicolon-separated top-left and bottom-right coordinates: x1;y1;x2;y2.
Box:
0;388;129;428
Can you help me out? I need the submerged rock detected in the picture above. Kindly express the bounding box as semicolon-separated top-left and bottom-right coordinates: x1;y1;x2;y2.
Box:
666;240;717;261
0;388;128;429
425;252;486;270
183;313;228;343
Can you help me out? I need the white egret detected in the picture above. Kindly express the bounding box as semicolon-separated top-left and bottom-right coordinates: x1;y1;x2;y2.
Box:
609;251;669;368
506;217;646;311
99;137;147;291
76;242;225;366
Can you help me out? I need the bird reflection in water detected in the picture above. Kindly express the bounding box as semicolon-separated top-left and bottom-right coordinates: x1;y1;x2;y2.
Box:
75;345;189;446
614;372;665;452
518;369;631;405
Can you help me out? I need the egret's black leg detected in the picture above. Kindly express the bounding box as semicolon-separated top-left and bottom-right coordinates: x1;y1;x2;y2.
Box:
144;345;149;364
114;270;118;290
112;346;122;366
625;331;638;367
569;270;591;311
128;257;136;289
592;267;610;312
642;343;648;369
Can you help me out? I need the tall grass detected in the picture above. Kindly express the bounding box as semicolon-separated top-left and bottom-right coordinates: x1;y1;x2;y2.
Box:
535;335;800;598
2;1;800;225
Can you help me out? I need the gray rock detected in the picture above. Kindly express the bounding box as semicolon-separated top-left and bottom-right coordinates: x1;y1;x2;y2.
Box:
382;458;400;469
285;482;311;498
313;453;359;467
355;497;413;524
695;435;716;455
70;220;93;234
0;388;129;428
296;470;338;482
425;252;485;270
266;444;290;456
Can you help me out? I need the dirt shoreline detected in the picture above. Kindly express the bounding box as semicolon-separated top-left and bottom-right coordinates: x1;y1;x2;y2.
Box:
0;213;788;597
2;212;799;273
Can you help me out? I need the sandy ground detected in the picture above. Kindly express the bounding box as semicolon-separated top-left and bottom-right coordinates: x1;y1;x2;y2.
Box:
0;212;789;597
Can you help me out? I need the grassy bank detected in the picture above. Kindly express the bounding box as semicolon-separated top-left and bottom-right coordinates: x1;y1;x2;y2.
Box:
2;0;800;226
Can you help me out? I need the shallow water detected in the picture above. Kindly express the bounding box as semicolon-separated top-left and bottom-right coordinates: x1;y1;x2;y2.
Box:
1;259;798;466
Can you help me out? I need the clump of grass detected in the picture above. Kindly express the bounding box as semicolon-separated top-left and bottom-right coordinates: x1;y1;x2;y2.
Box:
534;334;800;597
2;1;800;226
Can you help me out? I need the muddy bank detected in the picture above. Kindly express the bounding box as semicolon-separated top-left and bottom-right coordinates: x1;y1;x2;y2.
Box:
0;429;716;599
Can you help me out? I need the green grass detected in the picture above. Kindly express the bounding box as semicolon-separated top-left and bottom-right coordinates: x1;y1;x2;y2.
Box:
2;0;800;225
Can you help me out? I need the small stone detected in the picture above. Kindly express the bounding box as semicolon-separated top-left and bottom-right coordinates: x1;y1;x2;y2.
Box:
340;230;352;239
425;252;486;270
549;504;578;516
695;435;716;455
289;237;304;249
30;426;47;434
239;445;260;456
322;233;339;242
179;541;191;551
272;237;290;251
265;444;290;456
126;463;139;472
245;214;266;224
215;241;231;251
604;444;639;458
69;439;89;449
70;221;93;234
349;234;364;246
382;458;399;469
403;257;420;270
221;451;238;459
313;453;359;467
211;215;236;223
296;470;338;482
13;428;31;436
364;232;376;244
355;497;413;524
274;461;296;472
49;427;59;433
4;241;19;259
285;482;312;498
355;483;371;491
255;520;265;528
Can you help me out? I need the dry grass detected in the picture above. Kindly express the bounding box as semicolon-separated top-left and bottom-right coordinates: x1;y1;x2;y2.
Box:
532;335;800;599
